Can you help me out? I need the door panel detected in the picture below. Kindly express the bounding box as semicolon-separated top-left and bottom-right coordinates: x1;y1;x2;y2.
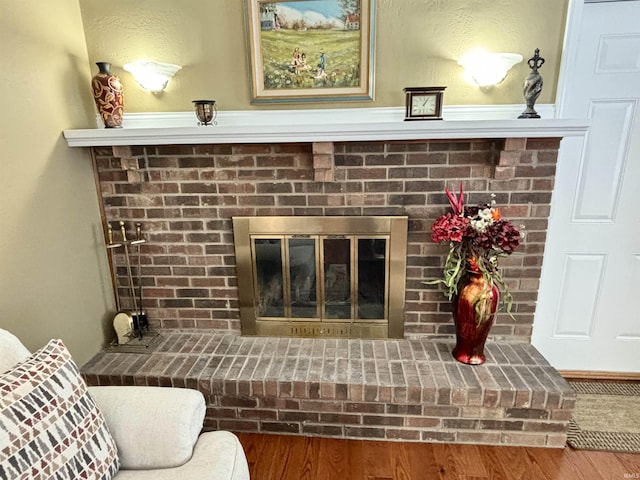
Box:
617;255;640;339
553;254;605;338
574;101;634;221
596;34;640;74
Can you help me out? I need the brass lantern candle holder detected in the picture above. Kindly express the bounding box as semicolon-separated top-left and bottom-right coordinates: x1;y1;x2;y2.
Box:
192;100;217;126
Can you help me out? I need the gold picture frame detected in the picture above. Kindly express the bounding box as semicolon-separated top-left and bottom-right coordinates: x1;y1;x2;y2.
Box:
244;0;375;103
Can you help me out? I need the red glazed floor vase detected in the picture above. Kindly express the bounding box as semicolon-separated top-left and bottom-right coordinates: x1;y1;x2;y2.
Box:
452;273;499;365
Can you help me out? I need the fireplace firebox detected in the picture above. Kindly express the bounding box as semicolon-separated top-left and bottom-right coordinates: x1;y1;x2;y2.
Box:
233;216;408;339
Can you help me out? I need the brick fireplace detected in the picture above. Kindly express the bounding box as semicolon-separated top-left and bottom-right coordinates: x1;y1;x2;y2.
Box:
97;136;558;342
80;127;579;447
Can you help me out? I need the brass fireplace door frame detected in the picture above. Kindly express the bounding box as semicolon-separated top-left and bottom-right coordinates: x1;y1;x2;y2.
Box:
232;216;408;339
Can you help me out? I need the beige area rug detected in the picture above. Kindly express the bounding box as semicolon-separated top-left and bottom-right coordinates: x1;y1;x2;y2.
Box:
567;381;640;453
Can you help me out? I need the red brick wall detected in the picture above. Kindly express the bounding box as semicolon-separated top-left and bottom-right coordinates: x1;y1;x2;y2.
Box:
95;137;559;341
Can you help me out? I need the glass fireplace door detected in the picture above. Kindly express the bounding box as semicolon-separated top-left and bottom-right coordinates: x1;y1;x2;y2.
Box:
288;237;319;319
322;237;352;320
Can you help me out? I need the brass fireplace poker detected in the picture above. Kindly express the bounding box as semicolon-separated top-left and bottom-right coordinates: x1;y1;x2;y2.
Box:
106;221;148;344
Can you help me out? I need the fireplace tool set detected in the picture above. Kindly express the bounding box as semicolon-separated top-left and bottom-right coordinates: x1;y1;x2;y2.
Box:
107;221;148;345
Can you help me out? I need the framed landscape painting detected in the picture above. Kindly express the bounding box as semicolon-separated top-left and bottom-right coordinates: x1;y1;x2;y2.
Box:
245;0;375;103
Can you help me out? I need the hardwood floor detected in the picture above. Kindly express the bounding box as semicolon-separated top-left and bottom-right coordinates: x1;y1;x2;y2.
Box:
236;433;640;480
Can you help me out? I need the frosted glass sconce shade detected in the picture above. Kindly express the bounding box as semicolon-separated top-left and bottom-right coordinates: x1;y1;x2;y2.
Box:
123;60;181;93
458;52;523;87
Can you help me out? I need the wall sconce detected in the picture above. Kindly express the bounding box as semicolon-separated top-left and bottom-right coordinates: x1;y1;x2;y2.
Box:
123;60;181;93
458;51;523;88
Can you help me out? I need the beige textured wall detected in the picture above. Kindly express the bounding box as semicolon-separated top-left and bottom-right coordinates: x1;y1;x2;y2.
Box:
79;0;568;112
0;1;114;365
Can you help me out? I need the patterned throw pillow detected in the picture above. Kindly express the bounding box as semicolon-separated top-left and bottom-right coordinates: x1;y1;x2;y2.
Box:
0;339;119;480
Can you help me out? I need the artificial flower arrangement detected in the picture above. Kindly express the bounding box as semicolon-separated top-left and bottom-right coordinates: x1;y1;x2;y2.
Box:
428;184;523;319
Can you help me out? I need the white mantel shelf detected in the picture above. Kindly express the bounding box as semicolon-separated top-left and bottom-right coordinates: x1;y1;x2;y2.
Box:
63;106;589;147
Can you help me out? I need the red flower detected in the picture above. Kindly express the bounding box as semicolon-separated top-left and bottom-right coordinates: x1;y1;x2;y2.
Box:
489;220;521;253
466;228;494;249
432;213;470;243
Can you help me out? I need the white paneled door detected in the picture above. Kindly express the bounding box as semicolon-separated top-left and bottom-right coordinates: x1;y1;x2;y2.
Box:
532;0;640;372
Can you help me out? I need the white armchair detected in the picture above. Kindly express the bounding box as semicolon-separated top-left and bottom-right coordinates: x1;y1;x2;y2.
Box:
0;329;250;480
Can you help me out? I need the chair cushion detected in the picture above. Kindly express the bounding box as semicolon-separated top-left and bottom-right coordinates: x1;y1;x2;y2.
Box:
0;339;120;479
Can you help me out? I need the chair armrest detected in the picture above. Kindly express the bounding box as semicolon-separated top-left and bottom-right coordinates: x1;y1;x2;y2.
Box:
110;432;251;480
88;386;206;470
0;329;31;373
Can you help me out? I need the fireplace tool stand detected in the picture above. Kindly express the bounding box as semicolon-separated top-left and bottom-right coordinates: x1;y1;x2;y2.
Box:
107;221;149;345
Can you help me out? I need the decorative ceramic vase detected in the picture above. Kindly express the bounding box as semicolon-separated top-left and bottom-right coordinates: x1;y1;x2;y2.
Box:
452;271;499;365
92;62;124;128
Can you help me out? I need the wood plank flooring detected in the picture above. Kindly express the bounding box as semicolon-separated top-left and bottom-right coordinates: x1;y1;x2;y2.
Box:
236;433;640;480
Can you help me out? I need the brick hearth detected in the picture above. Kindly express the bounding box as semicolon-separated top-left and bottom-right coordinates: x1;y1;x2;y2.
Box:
81;331;575;448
